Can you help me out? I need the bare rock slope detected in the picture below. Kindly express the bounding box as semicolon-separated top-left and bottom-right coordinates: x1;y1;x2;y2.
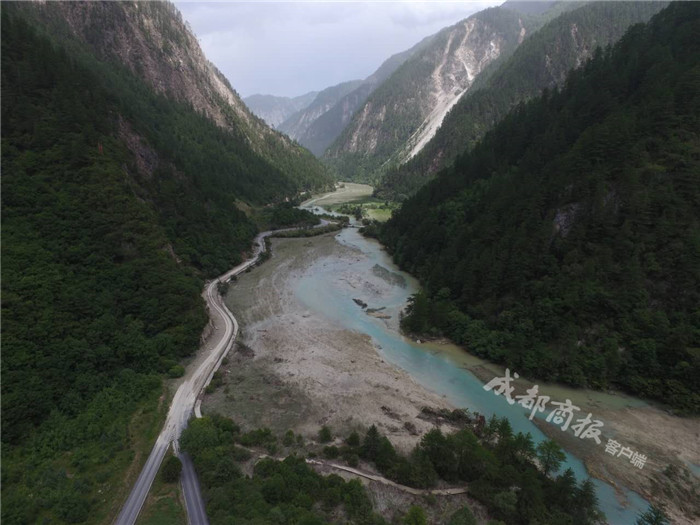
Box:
324;7;525;181
35;1;331;189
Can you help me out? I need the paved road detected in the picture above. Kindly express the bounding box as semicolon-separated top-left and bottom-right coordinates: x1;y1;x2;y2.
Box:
177;449;208;525
114;230;276;525
115;224;333;525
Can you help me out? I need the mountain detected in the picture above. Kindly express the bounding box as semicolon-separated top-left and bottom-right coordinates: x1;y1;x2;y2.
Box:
1;2;330;522
324;7;530;182
243;91;318;127
277;79;364;147
26;1;332;192
381;3;700;413
501;1;560;16
377;1;668;200
279;35;435;156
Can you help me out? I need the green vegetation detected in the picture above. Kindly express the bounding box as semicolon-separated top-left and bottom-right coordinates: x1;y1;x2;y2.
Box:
636;504;671;525
329;197;398;223
161;454;182;483
354;421;600;524
377;1;667;200
138;468;187;525
325;7;525;184
322;445;340;459
337;203;365;220
258;202;321;230
0;3;328;522
402;506;427;525
318;425;333;443
139;497;186;525
168;365;186;379
366;207;394;222
448;506;477;525
382;3;700;412
536;439;566;477
204;370;226;394
183;415;601;525
180;416;387;524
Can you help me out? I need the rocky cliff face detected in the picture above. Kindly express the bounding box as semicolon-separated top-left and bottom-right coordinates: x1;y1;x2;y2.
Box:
375;1;669;200
399;16;513;161
277;34;435;156
277;80;364;142
324;7;524;181
30;0;330;186
294;83;375;156
52;2;251;128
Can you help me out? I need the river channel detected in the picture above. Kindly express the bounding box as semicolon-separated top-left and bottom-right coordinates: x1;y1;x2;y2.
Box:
299;185;650;524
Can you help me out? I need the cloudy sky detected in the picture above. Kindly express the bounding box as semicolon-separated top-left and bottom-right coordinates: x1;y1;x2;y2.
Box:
176;1;503;98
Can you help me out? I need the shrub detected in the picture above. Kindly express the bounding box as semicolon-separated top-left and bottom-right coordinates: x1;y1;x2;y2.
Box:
318;425;332;443
323;446;339;459
345;431;360;447
168;364;185;378
449;506;477;525
161;454;182;483
283;430;295;447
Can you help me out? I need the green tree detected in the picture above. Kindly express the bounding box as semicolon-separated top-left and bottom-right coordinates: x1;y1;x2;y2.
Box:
403;506;427;525
283;429;295;446
168;364;185;378
346;431;361;447
420;428;456;480
636;505;670;525
161;454;182;483
449;506;477;525
380;2;700;413
361;425;382;460
318;425;333;443
536;439;566;476
573;479;601;524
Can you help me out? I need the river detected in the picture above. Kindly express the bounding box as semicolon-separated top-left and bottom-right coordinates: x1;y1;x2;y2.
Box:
299;185;651;524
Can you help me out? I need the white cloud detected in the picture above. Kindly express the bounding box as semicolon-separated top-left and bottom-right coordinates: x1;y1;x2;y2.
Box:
176;1;502;97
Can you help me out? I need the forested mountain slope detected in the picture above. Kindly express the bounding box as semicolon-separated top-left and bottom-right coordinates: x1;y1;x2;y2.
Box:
23;1;331;191
277;79;364;151
324;7;528;182
377;1;668;200
381;2;700;412
278;35;435;156
1;2;328;523
243;91;318;127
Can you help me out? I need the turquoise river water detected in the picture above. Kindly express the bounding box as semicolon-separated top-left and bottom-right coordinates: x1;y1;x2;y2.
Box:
294;213;650;524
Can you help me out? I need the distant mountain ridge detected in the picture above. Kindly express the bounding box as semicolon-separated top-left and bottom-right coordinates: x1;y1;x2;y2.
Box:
381;2;700;419
275;33;436;156
25;1;331;191
376;1;669;199
323;6;529;182
277;79;365;151
244;91;318;127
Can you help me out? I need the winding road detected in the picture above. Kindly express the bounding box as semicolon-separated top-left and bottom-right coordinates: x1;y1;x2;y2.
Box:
114;229;282;525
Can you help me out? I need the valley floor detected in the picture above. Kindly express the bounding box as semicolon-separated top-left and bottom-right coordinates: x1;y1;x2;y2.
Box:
207;233;457;452
201;196;698;524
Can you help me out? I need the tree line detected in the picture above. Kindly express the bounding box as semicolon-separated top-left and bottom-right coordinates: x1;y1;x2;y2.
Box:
381;3;700;412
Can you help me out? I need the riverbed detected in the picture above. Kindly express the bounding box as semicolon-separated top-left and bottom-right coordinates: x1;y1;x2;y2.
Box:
205;183;699;524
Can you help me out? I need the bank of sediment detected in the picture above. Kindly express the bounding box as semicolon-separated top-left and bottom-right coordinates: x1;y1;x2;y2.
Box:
202;184;699;524
207;234;459;452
